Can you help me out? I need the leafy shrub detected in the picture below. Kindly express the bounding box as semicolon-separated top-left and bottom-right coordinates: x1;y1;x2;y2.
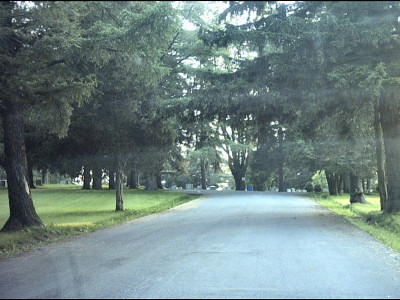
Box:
314;183;322;193
304;182;314;192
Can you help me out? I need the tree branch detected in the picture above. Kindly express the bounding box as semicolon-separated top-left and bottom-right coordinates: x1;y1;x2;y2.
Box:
160;2;196;62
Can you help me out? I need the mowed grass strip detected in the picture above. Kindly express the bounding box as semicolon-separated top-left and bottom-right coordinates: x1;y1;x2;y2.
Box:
313;192;400;254
0;185;198;256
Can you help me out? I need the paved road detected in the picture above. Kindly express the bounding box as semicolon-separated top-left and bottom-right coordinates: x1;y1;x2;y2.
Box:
0;191;400;299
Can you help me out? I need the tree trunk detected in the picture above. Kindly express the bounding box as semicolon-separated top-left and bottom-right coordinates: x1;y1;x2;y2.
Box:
233;173;245;191
92;168;103;190
339;173;344;194
361;178;367;193
27;163;36;189
374;100;387;211
41;169;48;185
1;103;43;231
366;178;372;195
108;169;115;190
156;173;163;189
200;158;207;190
349;173;367;204
278;126;285;192
145;173;157;191
128;169;138;189
82;166;91;190
115;164;124;211
343;173;350;193
326;171;340;195
380;91;400;213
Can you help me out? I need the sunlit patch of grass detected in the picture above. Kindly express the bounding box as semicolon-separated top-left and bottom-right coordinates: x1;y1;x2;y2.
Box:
313;192;400;254
0;186;198;256
56;222;94;227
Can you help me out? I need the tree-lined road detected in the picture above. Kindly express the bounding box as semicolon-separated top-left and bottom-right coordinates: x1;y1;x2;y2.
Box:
0;192;399;299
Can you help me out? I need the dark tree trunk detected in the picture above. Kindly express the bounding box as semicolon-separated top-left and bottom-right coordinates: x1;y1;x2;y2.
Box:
334;173;340;194
380;90;400;213
156;173;163;189
1;103;43;231
108;168;115;190
326;171;333;194
115;164;124;211
278;126;285;192
339;173;344;194
27;163;36;189
92;168;102;190
233;173;245;191
349;173;367;204
374;100;387;211
145;173;157;191
343;173;350;193
82;166;91;190
41;169;48;185
326;171;340;195
128;169;138;189
227;148;248;191
200;158;207;190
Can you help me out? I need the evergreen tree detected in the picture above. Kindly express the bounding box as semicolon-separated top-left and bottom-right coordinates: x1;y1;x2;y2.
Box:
0;2;95;231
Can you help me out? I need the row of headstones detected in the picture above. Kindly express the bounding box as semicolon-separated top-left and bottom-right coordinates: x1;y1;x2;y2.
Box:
269;187;329;193
0;180;68;187
170;184;231;190
170;184;330;192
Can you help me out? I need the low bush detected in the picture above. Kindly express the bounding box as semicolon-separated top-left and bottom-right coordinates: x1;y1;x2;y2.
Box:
304;182;314;192
314;183;322;193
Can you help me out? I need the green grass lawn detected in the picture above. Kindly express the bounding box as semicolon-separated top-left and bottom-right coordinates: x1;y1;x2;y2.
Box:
313;192;400;254
0;185;198;256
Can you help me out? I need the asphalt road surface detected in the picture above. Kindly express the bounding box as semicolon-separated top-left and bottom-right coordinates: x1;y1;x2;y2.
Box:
1;191;400;299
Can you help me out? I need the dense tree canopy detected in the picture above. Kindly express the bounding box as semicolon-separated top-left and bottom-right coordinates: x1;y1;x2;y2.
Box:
2;1;400;231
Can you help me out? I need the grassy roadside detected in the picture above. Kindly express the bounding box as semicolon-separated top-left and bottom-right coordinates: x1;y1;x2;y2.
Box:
312;192;400;254
0;185;198;257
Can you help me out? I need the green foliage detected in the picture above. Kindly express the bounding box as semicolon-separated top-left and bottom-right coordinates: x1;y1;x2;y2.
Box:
312;171;328;189
6;0;400;230
314;183;323;193
304;182;314;193
313;193;400;254
0;1;97;137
